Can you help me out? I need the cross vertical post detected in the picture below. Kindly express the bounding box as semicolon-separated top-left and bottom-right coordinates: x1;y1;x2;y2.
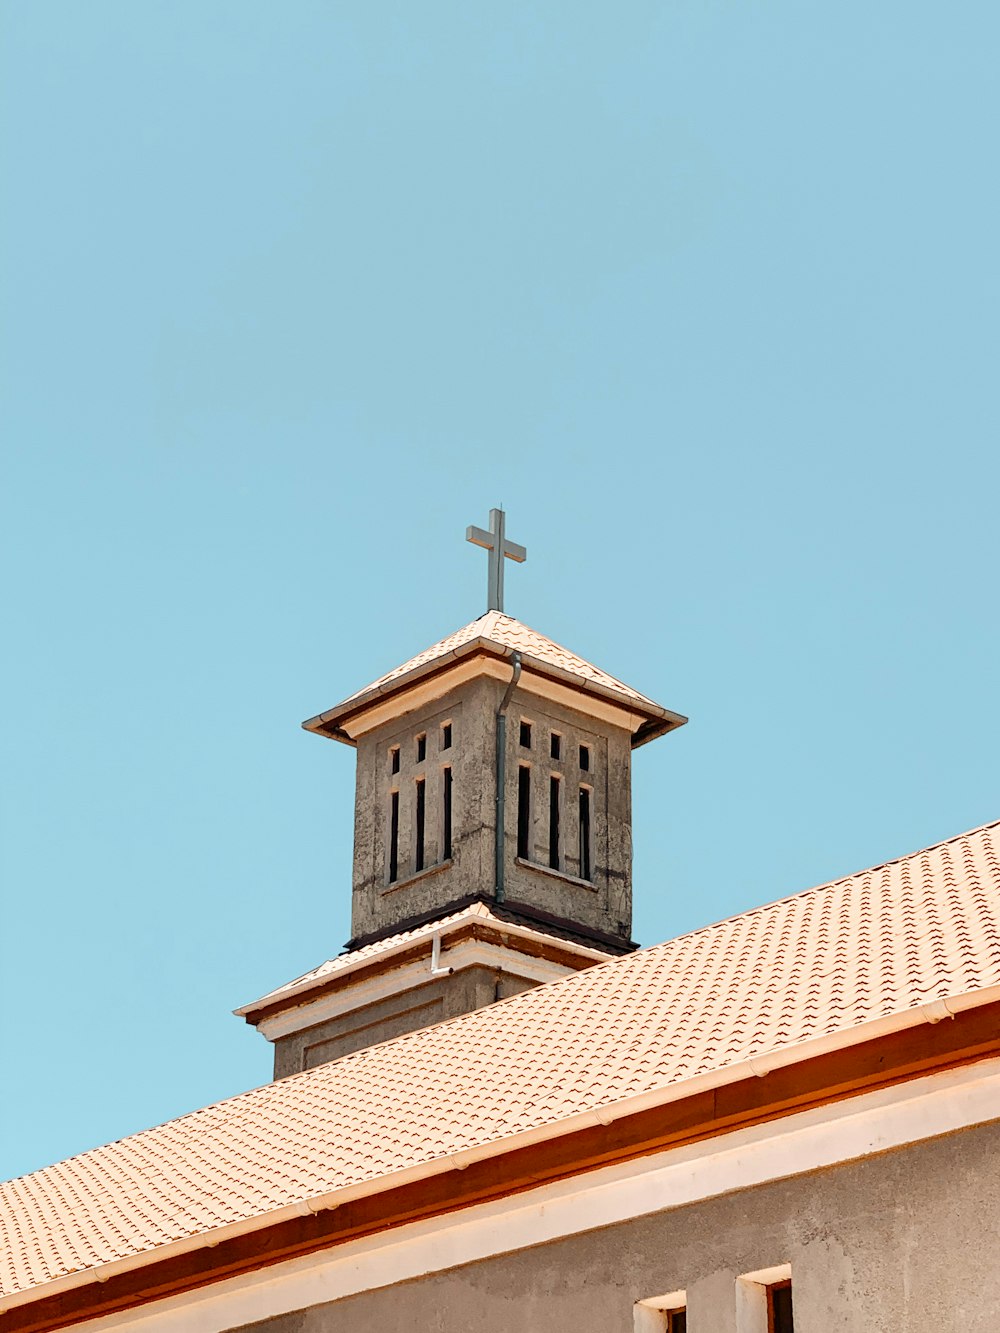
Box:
465;508;527;613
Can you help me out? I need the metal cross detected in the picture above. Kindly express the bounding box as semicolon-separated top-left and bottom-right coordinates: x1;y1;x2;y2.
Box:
465;508;527;613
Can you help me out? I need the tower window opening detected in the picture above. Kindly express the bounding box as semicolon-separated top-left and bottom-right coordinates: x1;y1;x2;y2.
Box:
519;720;532;748
390;746;400;775
666;1311;687;1333
549;775;561;870
550;732;561;760
388;790;400;884
441;722;452;750
579;786;592;881
415;778;426;872
579;744;590;772
442;766;453;861
517;765;531;860
416;734;427;763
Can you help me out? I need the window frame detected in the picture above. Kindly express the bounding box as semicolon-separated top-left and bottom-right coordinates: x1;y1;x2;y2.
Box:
633;1291;687;1333
736;1265;793;1333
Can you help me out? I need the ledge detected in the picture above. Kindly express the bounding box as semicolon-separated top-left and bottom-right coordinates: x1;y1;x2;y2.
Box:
380;859;454;898
515;857;598;893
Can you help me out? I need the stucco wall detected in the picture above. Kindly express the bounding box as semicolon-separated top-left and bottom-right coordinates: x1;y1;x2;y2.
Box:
350;675;634;946
225;1120;1000;1333
271;967;528;1077
501;688;633;942
351;680;495;937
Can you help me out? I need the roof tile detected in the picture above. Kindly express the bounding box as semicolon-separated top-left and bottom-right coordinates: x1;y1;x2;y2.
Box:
2;820;999;1300
316;611;665;717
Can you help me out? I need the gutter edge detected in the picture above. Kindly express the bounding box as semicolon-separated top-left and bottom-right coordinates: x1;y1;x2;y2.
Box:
5;981;999;1315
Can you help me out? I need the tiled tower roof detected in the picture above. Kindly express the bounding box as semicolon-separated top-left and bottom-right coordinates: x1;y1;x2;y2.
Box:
302;611;687;746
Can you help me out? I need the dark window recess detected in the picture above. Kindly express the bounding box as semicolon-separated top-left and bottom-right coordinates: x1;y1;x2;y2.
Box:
416;734;427;762
390;747;400;775
579;744;590;771
549;775;561;869
415;779;426;872
519;720;532;748
517;765;531;859
768;1283;794;1333
442;767;453;860
389;791;400;883
666;1312;687;1333
579;787;592;881
441;722;452;750
550;732;561;760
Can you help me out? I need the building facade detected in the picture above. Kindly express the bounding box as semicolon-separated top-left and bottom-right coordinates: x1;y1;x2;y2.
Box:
2;555;999;1333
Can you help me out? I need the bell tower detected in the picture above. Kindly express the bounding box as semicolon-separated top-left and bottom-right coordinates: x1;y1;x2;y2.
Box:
236;511;686;1077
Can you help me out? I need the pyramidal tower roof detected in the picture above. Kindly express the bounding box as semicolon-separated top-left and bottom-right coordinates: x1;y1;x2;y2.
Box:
303;610;687;748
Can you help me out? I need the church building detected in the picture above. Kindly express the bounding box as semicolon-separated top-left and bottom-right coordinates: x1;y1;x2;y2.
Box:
2;511;999;1333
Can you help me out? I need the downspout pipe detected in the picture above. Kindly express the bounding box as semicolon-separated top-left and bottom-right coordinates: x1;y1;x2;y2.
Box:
429;932;454;978
495;651;522;903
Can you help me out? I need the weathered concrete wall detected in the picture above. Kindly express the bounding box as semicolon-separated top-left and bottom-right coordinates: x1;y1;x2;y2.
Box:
500;687;633;942
350;676;634;946
272;967;506;1077
226;1121;1000;1332
278;665;640;1077
351;678;496;939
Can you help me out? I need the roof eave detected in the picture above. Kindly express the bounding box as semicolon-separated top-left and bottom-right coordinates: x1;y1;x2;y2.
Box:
8;982;999;1320
234;909;610;1025
301;638;686;749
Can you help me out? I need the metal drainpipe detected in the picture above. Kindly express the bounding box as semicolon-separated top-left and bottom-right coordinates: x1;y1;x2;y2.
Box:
495;652;522;903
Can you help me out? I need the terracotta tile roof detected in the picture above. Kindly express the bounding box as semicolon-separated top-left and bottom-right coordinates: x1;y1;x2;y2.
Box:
303;612;685;738
3;820;1000;1301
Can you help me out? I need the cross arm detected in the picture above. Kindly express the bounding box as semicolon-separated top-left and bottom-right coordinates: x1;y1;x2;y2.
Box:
466;525;495;550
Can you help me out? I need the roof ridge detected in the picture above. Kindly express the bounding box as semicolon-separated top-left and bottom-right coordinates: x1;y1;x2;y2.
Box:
484;612;647;696
7;819;996;1195
5;821;1000;1296
0;1081;281;1190
793;815;1000;898
649;816;1000;949
305;607;675;736
1;942;579;1191
96;818;997;1147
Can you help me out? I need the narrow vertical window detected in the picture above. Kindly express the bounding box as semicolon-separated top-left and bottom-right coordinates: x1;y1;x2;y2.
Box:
442;766;453;860
549;775;561;869
441;722;452;750
519;720;532;748
416;734;427;763
517;765;531;859
415;778;426;872
579;744;590;771
416;778;426;869
390;746;400;775
666;1311;687;1333
389;790;400;883
578;786;592;881
550;732;561;760
768;1283;794;1333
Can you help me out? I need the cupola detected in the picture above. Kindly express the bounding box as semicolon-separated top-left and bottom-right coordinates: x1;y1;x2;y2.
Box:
237;510;686;1076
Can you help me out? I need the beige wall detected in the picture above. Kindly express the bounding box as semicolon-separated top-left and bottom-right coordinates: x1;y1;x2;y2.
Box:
224;1120;1000;1333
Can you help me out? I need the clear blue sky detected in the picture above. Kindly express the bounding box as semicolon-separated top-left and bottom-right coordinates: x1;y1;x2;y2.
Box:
1;1;997;1181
